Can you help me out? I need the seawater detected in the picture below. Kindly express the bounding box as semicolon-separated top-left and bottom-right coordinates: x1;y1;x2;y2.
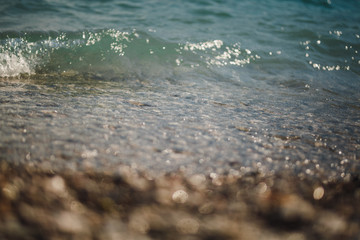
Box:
0;0;359;179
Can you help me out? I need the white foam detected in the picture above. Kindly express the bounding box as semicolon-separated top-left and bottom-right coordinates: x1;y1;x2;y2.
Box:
0;52;33;77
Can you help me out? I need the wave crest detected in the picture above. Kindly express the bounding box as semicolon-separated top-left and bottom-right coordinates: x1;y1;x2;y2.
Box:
0;29;262;79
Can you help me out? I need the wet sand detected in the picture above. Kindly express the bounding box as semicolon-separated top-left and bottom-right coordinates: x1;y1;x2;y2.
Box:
0;161;359;240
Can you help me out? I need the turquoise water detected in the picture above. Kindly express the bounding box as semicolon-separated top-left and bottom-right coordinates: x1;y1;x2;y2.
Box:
0;0;359;179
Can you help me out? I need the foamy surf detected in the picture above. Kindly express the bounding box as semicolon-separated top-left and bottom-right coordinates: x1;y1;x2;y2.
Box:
0;52;34;77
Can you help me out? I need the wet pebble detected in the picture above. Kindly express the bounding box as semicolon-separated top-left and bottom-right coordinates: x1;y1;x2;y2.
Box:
0;163;359;240
55;211;89;234
313;186;325;200
172;190;189;204
176;217;199;234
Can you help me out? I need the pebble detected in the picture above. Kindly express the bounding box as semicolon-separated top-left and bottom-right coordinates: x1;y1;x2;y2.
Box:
55;211;88;234
313;186;325;200
172;190;189;204
0;163;358;240
176;217;200;234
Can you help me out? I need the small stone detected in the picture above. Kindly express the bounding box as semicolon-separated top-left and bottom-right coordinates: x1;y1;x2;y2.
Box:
46;175;66;194
277;194;315;222
172;190;188;204
198;202;214;214
188;174;206;188
129;214;150;234
2;184;19;200
176;217;199;234
317;212;347;235
55;211;87;234
313;186;324;200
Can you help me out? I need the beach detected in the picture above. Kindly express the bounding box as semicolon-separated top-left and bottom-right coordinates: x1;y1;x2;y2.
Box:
1;0;360;238
1;160;359;240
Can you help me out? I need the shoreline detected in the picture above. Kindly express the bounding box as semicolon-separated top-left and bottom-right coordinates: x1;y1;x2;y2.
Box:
1;161;359;240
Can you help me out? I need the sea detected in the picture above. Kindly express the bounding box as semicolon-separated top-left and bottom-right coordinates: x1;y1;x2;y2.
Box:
0;0;359;180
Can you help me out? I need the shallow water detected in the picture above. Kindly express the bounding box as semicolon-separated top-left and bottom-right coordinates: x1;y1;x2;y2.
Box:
0;0;359;179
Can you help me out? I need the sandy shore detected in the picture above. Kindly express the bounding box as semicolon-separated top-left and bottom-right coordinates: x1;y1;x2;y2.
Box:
0;161;359;240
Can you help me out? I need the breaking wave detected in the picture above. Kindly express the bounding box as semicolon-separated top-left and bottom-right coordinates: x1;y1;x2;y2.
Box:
0;29;261;80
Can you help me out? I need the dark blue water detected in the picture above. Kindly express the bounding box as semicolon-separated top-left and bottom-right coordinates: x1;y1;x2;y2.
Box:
0;0;359;179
